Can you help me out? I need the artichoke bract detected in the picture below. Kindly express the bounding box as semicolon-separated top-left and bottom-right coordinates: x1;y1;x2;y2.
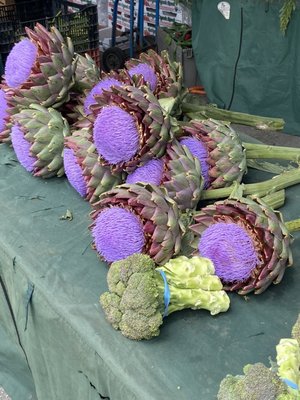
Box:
73;53;100;93
89;85;179;172
64;131;123;202
181;119;247;189
4;23;76;109
100;254;230;341
190;196;293;295
90;183;183;265
0;88;10;143
126;139;204;211
11;104;70;178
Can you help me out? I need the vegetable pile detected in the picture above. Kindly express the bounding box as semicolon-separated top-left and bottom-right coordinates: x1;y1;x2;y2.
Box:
1;21;300;354
218;315;300;399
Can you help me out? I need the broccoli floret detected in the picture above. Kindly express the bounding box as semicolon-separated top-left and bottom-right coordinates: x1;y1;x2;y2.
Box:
218;363;291;400
100;254;230;340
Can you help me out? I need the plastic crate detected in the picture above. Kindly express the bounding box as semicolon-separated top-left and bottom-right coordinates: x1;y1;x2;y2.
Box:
0;4;99;55
84;47;100;67
0;4;16;21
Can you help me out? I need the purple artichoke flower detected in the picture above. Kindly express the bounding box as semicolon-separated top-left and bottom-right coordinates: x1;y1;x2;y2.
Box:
84;78;122;115
0;89;8;132
11;125;37;172
92;207;145;263
5;39;37;88
128;63;157;91
93;105;139;164
126;159;164;185
180;137;210;189
198;222;259;282
63;148;87;197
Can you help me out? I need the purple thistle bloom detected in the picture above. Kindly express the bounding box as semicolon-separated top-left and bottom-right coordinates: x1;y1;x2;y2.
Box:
93;105;139;164
128;63;157;91
0;89;8;132
180;137;210;189
5;39;37;88
63;148;87;197
11;125;36;172
126;159;164;185
84;78;122;115
198;222;259;282
92;207;145;263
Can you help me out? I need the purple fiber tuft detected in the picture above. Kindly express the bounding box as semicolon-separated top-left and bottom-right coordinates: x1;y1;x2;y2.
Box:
92;207;145;263
0;89;8;132
63;148;87;197
84;78;121;115
93;105;139;164
198;222;259;282
180;137;210;189
128;63;157;91
126;159;164;185
11;125;36;172
5;39;37;88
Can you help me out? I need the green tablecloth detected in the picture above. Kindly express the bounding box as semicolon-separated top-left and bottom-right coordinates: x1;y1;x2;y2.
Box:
0;143;300;400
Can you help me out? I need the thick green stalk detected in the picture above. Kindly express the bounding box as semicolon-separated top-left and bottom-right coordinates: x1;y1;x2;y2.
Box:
244;142;300;161
201;167;300;200
246;159;294;174
285;219;300;232
182;103;284;130
261;189;285;209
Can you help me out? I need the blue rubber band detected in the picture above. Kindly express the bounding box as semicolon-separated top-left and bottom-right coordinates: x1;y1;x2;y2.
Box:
158;270;170;318
281;378;299;391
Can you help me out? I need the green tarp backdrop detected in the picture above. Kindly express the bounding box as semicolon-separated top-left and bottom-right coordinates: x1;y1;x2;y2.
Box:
1;139;300;399
192;0;300;135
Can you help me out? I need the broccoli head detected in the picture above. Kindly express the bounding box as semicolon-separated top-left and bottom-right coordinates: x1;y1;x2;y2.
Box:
100;253;230;340
292;314;300;346
218;363;292;400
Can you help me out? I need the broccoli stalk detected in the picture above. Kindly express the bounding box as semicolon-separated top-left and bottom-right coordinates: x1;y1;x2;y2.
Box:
100;253;230;340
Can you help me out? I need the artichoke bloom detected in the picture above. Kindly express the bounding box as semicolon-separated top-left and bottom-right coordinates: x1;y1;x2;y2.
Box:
127;63;158;91
181;119;247;189
84;77;122;115
12;104;70;178
124;49;184;116
64;131;123;202
4;23;76;110
190;196;293;295
90;183;183;265
0;89;10;142
90;85;178;172
126;140;204;211
64;147;87;197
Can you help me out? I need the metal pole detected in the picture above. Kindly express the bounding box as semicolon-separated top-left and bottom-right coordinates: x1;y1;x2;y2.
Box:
129;0;135;58
111;0;120;47
155;0;160;35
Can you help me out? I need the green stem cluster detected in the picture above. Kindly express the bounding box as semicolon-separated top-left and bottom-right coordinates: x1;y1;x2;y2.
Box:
182;103;284;130
201;166;300;200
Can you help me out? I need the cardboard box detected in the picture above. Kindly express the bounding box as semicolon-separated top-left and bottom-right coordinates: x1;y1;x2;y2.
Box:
157;26;199;88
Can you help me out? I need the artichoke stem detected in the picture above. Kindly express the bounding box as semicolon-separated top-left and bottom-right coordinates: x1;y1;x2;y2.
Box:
285;219;300;232
244;142;300;162
260;189;285;209
201;167;300;200
182;103;284;131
